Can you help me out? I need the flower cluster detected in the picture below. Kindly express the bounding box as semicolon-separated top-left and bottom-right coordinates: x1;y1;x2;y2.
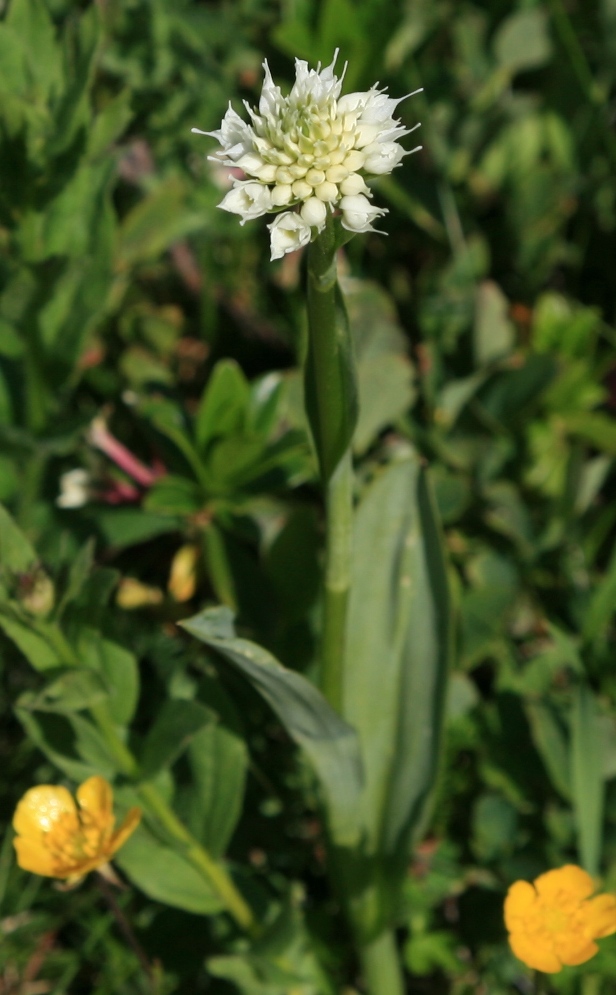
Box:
505;865;616;973
194;52;421;259
13;776;141;883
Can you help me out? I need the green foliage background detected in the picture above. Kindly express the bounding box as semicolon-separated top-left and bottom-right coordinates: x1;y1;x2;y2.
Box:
1;0;616;992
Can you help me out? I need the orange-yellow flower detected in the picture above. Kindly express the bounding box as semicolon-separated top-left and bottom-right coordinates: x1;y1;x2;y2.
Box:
13;776;141;883
505;865;616;973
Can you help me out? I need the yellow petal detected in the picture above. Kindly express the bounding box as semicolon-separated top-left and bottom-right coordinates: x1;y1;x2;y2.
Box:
504;880;536;929
13;837;60;877
535;865;594;902
556;937;599;967
13;786;79;841
508;931;561;973
108;807;141;856
77;776;113;825
584;893;616;939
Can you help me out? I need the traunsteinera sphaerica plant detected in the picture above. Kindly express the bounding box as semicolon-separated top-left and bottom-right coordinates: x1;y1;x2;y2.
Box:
188;53;452;994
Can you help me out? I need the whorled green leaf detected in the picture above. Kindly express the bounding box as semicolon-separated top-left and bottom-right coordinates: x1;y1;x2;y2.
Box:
180;607;364;847
115;823;223;916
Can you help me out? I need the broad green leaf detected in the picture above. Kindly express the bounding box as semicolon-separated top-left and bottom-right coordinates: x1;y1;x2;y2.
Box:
43;4;100;157
493;9;552;74
143;475;204;515
187;679;248;858
0;613;62;672
342;278;416;455
246;373;285;437
471;793;518;861
115;824;223;916
571;684;604;876
0;319;24;358
92;508;181;549
116;179;207;268
342;455;451;861
55;539;95;618
525;700;570;800
474;280;514;366
6;0;62;100
583;543;616;652
195;359;250;451
0;504;37;574
563;412;616;456
87;89;133;157
17;669;108;714
15;709;116;781
96;639;140;726
76;627;140;725
180;607;364;847
141;699;214;778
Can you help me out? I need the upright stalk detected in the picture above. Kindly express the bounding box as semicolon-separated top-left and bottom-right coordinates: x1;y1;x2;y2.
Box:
359;930;405;995
305;217;357;711
320;451;353;711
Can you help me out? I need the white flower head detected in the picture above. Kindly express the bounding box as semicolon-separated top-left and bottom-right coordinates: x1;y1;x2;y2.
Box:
193;52;422;258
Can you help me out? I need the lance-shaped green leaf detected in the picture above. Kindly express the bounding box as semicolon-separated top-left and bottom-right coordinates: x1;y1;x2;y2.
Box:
571;684;604;877
180;607;364;847
0;503;37;577
342;456;451;862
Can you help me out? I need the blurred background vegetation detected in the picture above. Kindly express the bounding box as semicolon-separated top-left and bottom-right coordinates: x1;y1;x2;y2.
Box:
1;0;616;992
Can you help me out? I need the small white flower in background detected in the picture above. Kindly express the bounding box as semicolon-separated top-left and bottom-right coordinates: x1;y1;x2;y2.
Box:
57;469;90;508
193;52;422;259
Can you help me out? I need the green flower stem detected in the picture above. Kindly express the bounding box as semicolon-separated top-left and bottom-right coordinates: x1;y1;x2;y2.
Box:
358;929;405;995
48;623;258;936
305;219;357;712
320;450;353;712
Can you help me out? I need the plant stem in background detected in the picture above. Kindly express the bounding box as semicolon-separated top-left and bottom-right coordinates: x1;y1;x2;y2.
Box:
359;929;405;995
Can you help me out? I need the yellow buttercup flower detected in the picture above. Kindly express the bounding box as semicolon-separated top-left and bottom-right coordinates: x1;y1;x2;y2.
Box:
505;865;616;973
13;776;141;883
